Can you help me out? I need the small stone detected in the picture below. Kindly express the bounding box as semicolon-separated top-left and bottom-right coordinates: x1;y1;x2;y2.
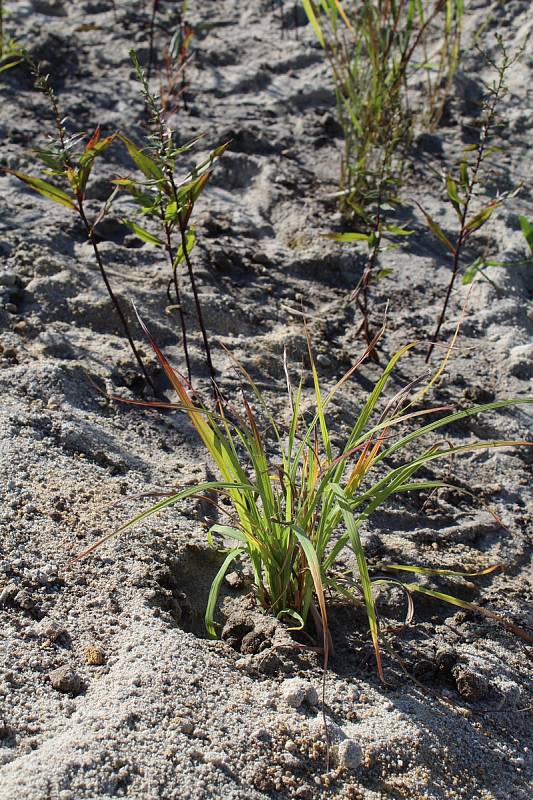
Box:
0;584;17;606
281;678;318;708
49;666;82;695
335;738;363;770
29;569;50;587
295;787;313;799
225;571;245;589
175;718;194;735
204;751;227;767
0;720;14;739
508;343;533;379
36;618;66;641
84;645;105;666
0;272;19;288
14;590;35;611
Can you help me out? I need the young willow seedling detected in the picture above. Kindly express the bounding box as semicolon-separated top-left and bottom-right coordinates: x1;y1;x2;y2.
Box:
78;320;532;678
8;56;154;390
419;36;523;360
117;50;229;390
326;191;414;352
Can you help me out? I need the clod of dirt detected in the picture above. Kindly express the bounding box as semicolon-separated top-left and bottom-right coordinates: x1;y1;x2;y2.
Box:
0;584;18;606
221;606;276;653
435;647;458;678
453;664;490;701
280;678;318;708
13;590;38;614
221;598;318;674
224;570;245;589
49;666;82;695
84;646;105;666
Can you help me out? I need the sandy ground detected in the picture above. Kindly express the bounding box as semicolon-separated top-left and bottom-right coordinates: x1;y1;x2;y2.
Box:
0;1;532;798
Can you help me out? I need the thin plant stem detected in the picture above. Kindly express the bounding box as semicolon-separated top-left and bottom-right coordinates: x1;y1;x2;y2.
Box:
147;0;159;81
160;206;192;383
0;0;4;61
77;201;156;391
29;55;154;390
426;57;508;363
177;202;219;399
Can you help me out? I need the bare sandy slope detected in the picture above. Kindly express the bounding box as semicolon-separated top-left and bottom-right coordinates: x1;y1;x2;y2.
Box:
0;1;532;798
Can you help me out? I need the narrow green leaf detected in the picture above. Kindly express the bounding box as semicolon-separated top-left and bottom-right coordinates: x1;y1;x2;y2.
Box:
331;484;384;681
404;583;533;643
118;134;164;182
292;527;329;660
446;175;462;218
464;205;496;236
208;524;247;543
519;215;533;256
122;218;164;246
377;563;499;578
325;231;370;243
173;228;196;268
384;225;414;236
8;170;76;210
415;202;455;253
462;257;484;285
0;58;22;74
459;160;469;192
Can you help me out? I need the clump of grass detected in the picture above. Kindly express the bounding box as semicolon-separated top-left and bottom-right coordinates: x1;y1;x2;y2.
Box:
77;320;532;678
117;50;229;391
302;0;463;216
8;55;155;391
419;35;523;360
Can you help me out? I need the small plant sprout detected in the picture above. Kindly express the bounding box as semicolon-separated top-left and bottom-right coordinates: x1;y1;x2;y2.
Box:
420;36;523;361
117;50;229;391
0;0;23;75
159;10;194;116
302;0;463;216
326;189;414;353
146;0;191;86
7;56;155;391
76;319;532;679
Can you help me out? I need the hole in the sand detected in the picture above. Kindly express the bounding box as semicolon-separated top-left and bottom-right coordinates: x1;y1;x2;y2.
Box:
155;544;241;638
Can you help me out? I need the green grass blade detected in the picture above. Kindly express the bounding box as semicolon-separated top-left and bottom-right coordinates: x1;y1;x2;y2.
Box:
403;583;533;643
331;484;385;681
205;547;244;637
302;0;326;47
